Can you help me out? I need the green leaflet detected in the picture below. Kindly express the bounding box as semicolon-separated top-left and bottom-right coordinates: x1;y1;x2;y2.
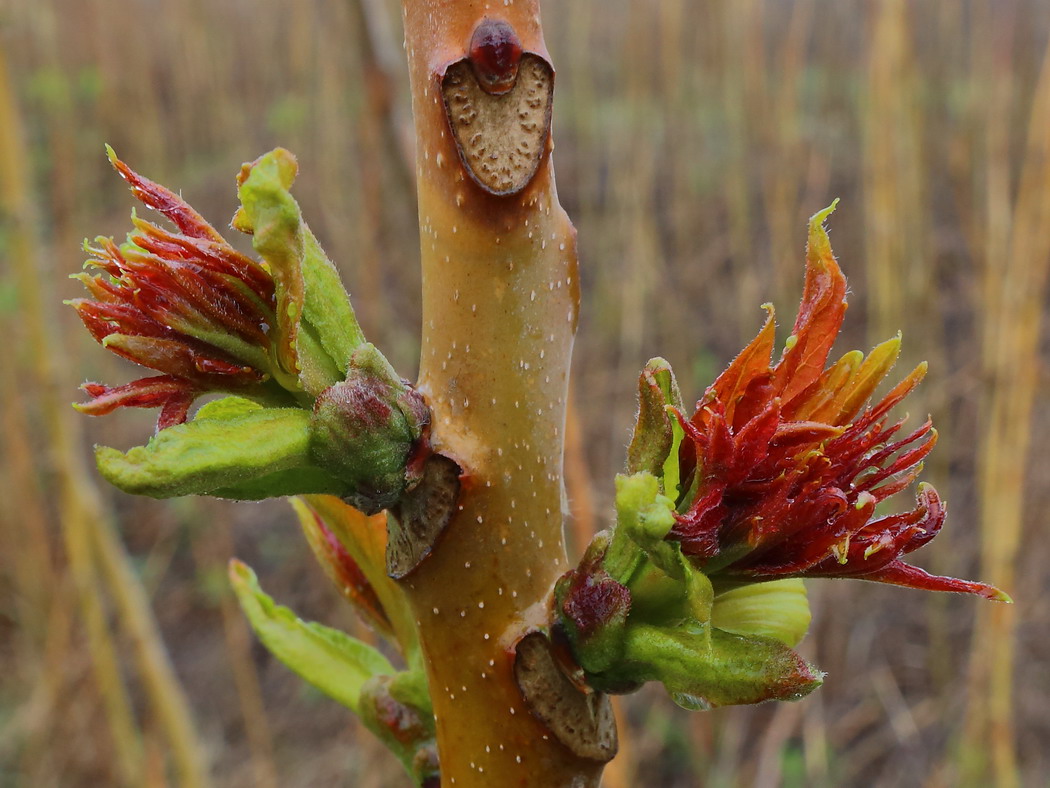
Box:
301;229;366;374
195;395;267;420
234;149;306;385
711;579;812;648
95;397;343;499
209;466;345;500
626;358;686;499
234;148;364;393
594;622;823;710
228;560;393;714
605;472;689;594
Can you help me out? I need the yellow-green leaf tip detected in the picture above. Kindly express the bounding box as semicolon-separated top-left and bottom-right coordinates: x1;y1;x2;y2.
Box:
808;198;840;230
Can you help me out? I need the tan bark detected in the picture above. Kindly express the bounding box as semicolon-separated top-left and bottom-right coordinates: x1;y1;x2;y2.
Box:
397;2;605;785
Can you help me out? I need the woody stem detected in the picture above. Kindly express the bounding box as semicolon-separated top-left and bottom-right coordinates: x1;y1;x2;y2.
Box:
396;1;603;786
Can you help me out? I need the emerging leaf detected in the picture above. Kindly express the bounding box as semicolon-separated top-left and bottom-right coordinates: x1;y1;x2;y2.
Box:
295;499;395;640
74;150;432;511
299;495;423;664
228;560;394;714
557;201;1008;715
234;148;365;393
664;203;1007;600
626;358;685;496
230;560;436;786
95;397;342;499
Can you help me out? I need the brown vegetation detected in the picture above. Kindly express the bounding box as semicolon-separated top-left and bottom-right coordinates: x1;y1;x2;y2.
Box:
1;1;1048;785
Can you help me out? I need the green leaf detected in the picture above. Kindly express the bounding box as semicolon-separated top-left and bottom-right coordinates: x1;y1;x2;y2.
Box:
711;579;812;648
301;229;366;374
95;397;341;499
210;466;345;499
195;396;265;421
627;358;685;498
593;621;823;709
235;148;363;392
228;560;394;714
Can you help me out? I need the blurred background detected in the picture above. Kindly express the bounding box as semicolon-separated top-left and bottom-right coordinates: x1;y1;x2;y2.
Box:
2;0;1048;785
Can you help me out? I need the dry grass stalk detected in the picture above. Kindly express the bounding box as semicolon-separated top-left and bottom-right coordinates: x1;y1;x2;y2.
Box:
0;42;211;788
962;7;1050;786
0;43;146;786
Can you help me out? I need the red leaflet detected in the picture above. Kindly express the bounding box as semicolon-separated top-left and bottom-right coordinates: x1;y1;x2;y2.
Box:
668;210;1005;600
771;226;848;408
77;377;196;432
709;309;776;431
108;147;224;242
72;154;278;429
130;215;274;303
302;507;393;638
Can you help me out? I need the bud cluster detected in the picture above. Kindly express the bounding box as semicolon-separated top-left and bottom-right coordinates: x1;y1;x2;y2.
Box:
555;203;1007;710
71;149;429;512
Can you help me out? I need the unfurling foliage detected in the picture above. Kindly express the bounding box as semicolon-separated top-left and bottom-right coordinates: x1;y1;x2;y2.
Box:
71;149;429;512
72;151;439;786
554;203;1007;711
72;104;1006;788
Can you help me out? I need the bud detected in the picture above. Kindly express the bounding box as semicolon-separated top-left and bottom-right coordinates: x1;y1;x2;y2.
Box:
556;201;1008;714
310;344;430;514
554;532;631;674
468;19;523;95
74;149;432;513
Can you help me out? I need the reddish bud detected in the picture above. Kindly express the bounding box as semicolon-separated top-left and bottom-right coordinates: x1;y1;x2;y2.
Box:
310;344;430;514
468;19;522;95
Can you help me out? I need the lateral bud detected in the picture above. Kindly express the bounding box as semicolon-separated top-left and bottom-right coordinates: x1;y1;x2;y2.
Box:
310;343;430;514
